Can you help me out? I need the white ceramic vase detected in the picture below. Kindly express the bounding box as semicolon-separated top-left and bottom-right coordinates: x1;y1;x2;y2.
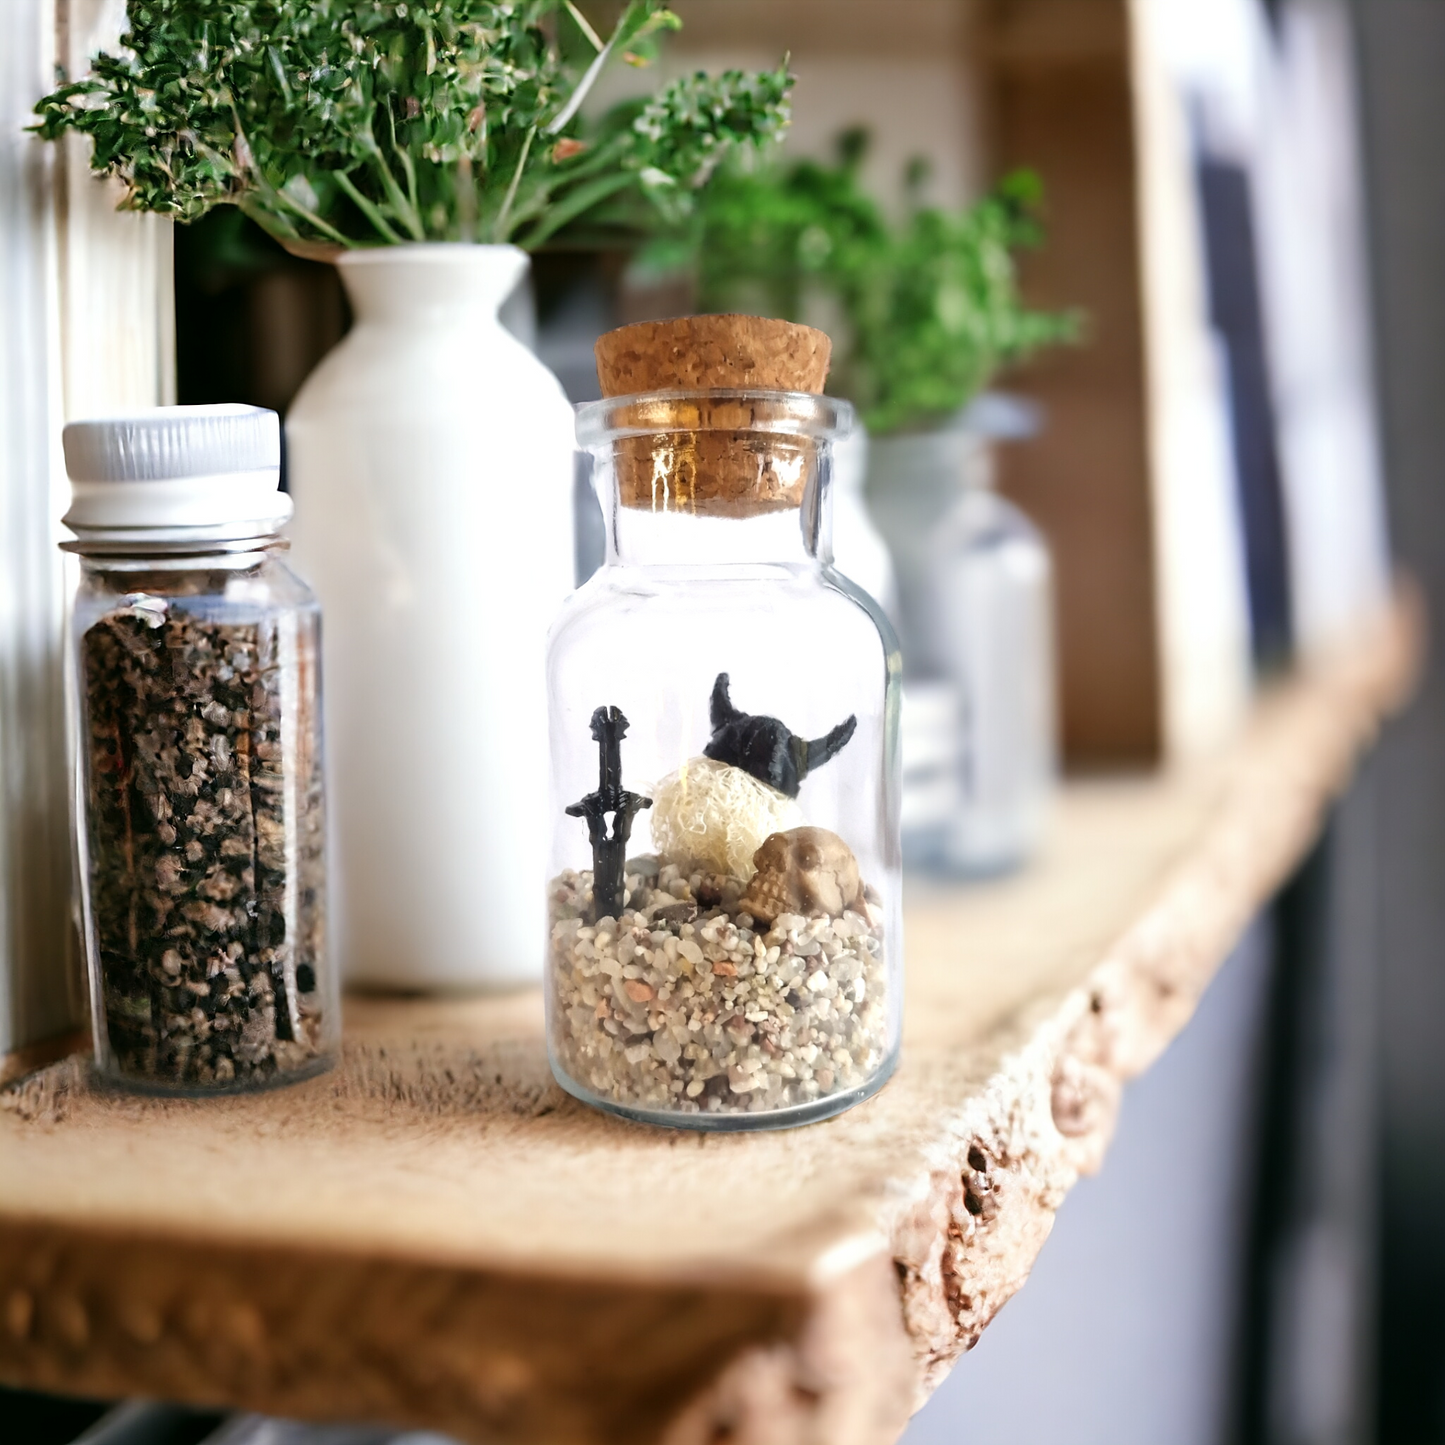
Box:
286;244;575;989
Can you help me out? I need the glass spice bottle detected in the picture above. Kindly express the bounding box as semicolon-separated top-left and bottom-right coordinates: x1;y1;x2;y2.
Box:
546;316;902;1130
62;406;337;1094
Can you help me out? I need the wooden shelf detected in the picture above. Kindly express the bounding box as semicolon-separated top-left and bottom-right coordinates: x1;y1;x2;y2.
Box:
0;597;1420;1445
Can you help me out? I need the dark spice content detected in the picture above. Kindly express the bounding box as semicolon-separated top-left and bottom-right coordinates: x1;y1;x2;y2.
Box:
82;594;327;1088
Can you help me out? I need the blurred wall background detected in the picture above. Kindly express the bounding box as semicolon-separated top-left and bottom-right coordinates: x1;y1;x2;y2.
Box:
904;5;1445;1442
1353;4;1445;1441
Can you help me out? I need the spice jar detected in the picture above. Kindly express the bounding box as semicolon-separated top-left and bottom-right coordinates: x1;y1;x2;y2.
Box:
546;316;902;1130
62;406;336;1093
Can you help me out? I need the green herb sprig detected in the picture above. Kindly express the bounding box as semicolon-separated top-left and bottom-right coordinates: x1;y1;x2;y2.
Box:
668;133;1081;435
31;0;793;252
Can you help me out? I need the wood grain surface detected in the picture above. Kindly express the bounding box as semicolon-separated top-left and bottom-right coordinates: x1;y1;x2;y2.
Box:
0;597;1420;1445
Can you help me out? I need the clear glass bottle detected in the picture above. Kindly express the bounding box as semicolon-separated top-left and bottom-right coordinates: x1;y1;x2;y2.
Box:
62;406;337;1094
867;417;1056;876
547;371;902;1130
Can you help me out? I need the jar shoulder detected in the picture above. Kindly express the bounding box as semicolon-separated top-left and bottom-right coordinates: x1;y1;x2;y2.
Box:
944;488;1045;545
548;566;899;667
75;554;320;618
260;554;323;608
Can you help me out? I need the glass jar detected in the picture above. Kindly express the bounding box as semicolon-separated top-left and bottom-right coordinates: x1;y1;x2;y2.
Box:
547;389;902;1130
867;418;1056;875
62;407;337;1093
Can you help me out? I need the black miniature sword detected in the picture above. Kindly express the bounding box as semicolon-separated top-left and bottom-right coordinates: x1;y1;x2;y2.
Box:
567;705;652;923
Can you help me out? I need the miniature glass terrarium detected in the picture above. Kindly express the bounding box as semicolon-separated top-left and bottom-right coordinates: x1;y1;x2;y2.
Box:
546;316;902;1130
62;406;336;1094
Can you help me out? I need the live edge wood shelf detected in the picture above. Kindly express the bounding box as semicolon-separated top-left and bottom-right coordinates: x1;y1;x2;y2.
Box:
0;598;1421;1445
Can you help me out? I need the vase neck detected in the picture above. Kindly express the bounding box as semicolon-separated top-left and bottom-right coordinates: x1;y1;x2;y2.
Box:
336;243;528;324
867;428;994;496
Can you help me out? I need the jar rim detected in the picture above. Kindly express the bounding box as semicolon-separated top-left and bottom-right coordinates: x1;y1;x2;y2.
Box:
61;524;289;557
575;389;854;449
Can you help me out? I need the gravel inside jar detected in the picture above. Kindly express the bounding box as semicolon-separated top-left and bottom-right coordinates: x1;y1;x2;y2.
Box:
82;595;327;1089
549;857;888;1114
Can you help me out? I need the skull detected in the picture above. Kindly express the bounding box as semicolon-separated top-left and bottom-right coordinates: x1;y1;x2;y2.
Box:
739;826;863;925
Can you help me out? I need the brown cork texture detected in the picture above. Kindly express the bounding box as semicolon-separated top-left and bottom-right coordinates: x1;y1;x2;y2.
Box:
594;316;832;518
595;315;831;396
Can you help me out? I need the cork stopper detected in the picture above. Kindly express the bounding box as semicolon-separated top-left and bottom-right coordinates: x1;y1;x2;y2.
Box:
593;315;833;518
595;314;831;396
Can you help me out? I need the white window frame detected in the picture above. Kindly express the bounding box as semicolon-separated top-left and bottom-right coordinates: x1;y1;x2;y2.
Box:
0;0;173;1061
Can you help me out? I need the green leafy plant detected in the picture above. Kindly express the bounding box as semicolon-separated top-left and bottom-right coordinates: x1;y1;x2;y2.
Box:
664;132;1081;435
31;0;793;252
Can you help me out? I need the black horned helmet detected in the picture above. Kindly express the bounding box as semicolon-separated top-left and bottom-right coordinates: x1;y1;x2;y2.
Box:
702;673;857;799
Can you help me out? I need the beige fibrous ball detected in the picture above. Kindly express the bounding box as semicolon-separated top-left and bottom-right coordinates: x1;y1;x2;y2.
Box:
650;756;803;880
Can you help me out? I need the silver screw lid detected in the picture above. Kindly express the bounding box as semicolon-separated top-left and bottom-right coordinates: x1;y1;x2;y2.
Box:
62;403;280;482
61;404;292;547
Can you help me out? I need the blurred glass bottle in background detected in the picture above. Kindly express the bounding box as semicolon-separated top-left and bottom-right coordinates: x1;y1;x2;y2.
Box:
867;400;1057;876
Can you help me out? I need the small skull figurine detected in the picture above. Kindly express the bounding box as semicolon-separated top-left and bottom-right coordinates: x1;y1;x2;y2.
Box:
740;826;864;924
